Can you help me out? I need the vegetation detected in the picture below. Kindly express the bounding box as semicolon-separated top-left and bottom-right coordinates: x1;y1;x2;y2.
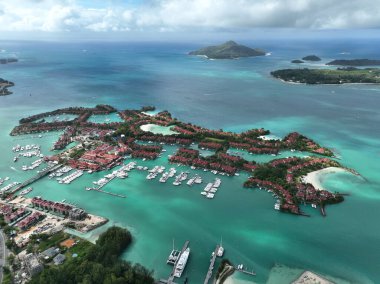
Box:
2;266;13;284
30;227;154;284
0;78;14;96
69;148;85;159
302;55;321;61
140;106;156;112
291;59;304;64
271;68;380;84
189;41;266;59
326;59;380;66
253;165;287;183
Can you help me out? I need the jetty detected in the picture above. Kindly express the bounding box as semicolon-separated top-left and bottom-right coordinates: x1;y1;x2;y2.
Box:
86;187;126;198
203;245;220;284
8;164;62;195
320;204;326;217
236;265;256;276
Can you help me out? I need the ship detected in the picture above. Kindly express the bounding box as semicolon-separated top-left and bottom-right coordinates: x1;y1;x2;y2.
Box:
173;248;190;278
19;187;33;196
217;237;224;257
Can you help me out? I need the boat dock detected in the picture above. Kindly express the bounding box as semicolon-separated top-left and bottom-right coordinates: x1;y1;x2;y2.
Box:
203;245;220;284
163;240;189;284
320;204;326;217
86;187;126;198
236;265;256;276
8;164;62;195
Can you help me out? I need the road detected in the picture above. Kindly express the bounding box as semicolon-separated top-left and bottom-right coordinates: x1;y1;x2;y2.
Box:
0;229;8;284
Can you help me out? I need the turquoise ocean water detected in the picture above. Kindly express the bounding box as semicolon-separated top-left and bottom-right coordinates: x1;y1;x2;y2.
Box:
0;39;380;283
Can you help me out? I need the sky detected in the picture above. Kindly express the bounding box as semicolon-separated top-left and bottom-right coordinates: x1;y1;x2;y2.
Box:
0;0;379;40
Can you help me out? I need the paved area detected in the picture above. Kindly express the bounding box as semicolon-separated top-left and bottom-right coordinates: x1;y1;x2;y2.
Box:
0;230;7;283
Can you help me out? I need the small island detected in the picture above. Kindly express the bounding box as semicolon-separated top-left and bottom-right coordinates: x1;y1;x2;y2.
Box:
271;68;380;84
189;40;266;59
0;57;18;64
326;59;380;66
302;55;321;61
0;78;15;96
291;59;304;64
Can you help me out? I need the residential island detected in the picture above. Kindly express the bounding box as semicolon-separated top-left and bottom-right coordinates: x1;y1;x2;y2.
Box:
189;40;266;59
0;78;15;96
271;68;380;84
8;105;352;217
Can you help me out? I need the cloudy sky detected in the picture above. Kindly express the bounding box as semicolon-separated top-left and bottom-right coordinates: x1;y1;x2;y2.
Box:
0;0;379;39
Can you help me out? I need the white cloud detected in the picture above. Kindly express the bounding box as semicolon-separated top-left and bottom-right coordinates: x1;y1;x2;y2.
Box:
0;0;380;32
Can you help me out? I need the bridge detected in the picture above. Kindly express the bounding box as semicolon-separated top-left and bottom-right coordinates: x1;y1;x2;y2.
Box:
8;164;62;195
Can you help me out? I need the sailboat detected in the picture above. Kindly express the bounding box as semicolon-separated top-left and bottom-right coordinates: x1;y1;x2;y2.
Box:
217;236;224;257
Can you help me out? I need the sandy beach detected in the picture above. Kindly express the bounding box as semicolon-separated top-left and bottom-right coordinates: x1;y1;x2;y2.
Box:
302;167;351;190
224;274;257;284
292;271;333;284
140;123;178;135
140;124;156;132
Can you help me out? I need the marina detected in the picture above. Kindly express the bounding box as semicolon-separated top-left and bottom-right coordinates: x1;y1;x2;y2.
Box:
173;172;188;186
201;178;222;199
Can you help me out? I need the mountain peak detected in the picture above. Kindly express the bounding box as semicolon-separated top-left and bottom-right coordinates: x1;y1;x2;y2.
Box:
224;40;238;46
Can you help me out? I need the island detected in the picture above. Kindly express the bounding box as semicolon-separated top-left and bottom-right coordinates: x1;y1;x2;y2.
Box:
271;68;380;84
291;59;304;64
326;59;380;66
189;40;266;59
0;57;18;64
302;55;321;61
0;78;14;96
8;105;355;217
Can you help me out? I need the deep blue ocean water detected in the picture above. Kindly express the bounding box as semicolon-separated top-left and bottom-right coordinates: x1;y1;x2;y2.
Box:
1;38;380;283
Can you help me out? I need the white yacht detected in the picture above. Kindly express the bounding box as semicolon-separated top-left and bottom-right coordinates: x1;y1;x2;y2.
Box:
173;248;190;278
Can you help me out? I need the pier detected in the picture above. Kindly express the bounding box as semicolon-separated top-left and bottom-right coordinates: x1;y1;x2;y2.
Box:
320;204;326;217
203;245;220;284
236;265;256;276
8;164;62;195
86;187;126;198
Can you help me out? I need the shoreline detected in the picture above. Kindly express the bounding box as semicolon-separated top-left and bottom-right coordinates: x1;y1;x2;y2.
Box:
292;270;333;284
140;124;155;132
302;167;352;190
276;77;380;86
140;123;179;135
